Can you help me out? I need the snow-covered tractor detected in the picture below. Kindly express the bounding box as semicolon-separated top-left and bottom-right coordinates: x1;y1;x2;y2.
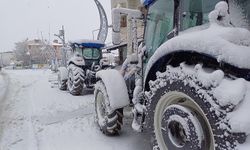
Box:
57;40;106;95
94;0;250;149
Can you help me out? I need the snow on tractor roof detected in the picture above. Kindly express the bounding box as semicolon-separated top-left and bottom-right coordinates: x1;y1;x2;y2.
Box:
141;0;154;6
70;39;105;48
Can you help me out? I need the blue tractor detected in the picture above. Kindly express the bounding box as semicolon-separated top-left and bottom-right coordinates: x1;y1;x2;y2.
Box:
57;40;106;95
57;0;109;95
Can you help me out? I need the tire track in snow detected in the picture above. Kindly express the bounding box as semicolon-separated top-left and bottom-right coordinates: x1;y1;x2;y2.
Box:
33;106;94;125
0;71;10;142
0;70;41;150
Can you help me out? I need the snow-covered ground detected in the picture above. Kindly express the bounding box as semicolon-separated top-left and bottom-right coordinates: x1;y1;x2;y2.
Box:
0;69;150;150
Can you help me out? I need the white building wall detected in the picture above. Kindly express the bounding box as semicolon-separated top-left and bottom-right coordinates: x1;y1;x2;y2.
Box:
0;52;15;66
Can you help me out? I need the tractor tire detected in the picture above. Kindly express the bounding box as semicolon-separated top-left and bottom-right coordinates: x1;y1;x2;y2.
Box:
94;81;123;135
145;63;246;150
67;64;85;96
58;70;67;91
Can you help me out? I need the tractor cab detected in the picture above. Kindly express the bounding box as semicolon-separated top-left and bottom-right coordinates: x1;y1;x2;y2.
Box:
143;0;250;59
70;40;105;68
143;0;223;58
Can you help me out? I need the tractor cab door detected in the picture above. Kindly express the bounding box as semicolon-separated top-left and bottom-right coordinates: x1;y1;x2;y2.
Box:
144;0;176;58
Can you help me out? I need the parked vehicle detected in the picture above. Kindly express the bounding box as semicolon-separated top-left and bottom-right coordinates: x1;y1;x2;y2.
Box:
94;0;250;149
57;40;108;95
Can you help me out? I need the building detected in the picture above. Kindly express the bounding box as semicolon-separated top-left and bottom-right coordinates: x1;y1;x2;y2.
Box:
0;51;15;67
27;39;45;64
27;39;63;65
109;0;144;64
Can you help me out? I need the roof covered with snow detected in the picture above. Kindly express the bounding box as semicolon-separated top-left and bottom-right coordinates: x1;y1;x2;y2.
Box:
70;39;105;48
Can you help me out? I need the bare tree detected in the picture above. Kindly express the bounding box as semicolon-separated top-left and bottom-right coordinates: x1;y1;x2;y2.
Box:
13;39;30;66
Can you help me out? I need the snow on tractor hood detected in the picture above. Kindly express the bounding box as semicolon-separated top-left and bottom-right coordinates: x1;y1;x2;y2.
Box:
145;3;250;78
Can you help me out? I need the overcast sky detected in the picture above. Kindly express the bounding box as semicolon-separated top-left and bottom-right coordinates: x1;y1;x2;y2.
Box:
0;0;111;52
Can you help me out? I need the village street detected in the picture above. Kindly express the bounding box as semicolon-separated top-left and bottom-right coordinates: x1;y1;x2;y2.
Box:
0;69;150;150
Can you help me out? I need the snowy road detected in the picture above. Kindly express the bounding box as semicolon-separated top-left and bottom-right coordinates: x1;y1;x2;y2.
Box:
0;69;150;150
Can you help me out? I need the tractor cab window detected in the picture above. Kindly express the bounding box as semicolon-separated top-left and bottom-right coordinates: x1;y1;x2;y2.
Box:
74;47;101;60
82;48;101;59
74;47;83;56
180;0;221;31
144;0;174;58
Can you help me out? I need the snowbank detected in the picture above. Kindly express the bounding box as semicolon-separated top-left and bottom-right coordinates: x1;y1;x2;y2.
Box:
0;72;9;105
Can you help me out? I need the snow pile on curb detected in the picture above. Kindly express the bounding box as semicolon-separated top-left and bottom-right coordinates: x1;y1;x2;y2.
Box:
0;72;9;103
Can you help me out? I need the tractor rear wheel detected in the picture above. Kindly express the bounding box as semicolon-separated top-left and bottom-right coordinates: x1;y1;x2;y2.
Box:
58;70;67;91
145;63;246;150
67;64;85;96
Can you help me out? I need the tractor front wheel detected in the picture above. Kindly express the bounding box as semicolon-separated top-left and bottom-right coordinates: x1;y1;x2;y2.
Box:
94;81;123;135
146;64;246;150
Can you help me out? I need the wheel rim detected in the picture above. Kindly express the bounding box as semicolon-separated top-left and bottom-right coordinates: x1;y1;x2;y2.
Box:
154;91;215;150
96;90;107;127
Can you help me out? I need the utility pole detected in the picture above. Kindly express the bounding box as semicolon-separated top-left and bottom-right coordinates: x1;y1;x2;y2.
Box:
0;52;3;68
54;25;67;67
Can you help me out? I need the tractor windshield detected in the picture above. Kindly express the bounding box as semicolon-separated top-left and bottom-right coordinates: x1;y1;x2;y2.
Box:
82;48;101;59
144;0;174;58
75;47;101;60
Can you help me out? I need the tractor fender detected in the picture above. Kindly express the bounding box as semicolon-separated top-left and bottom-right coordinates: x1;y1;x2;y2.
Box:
145;25;250;79
58;67;68;80
96;69;130;111
144;24;250;90
67;54;85;66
